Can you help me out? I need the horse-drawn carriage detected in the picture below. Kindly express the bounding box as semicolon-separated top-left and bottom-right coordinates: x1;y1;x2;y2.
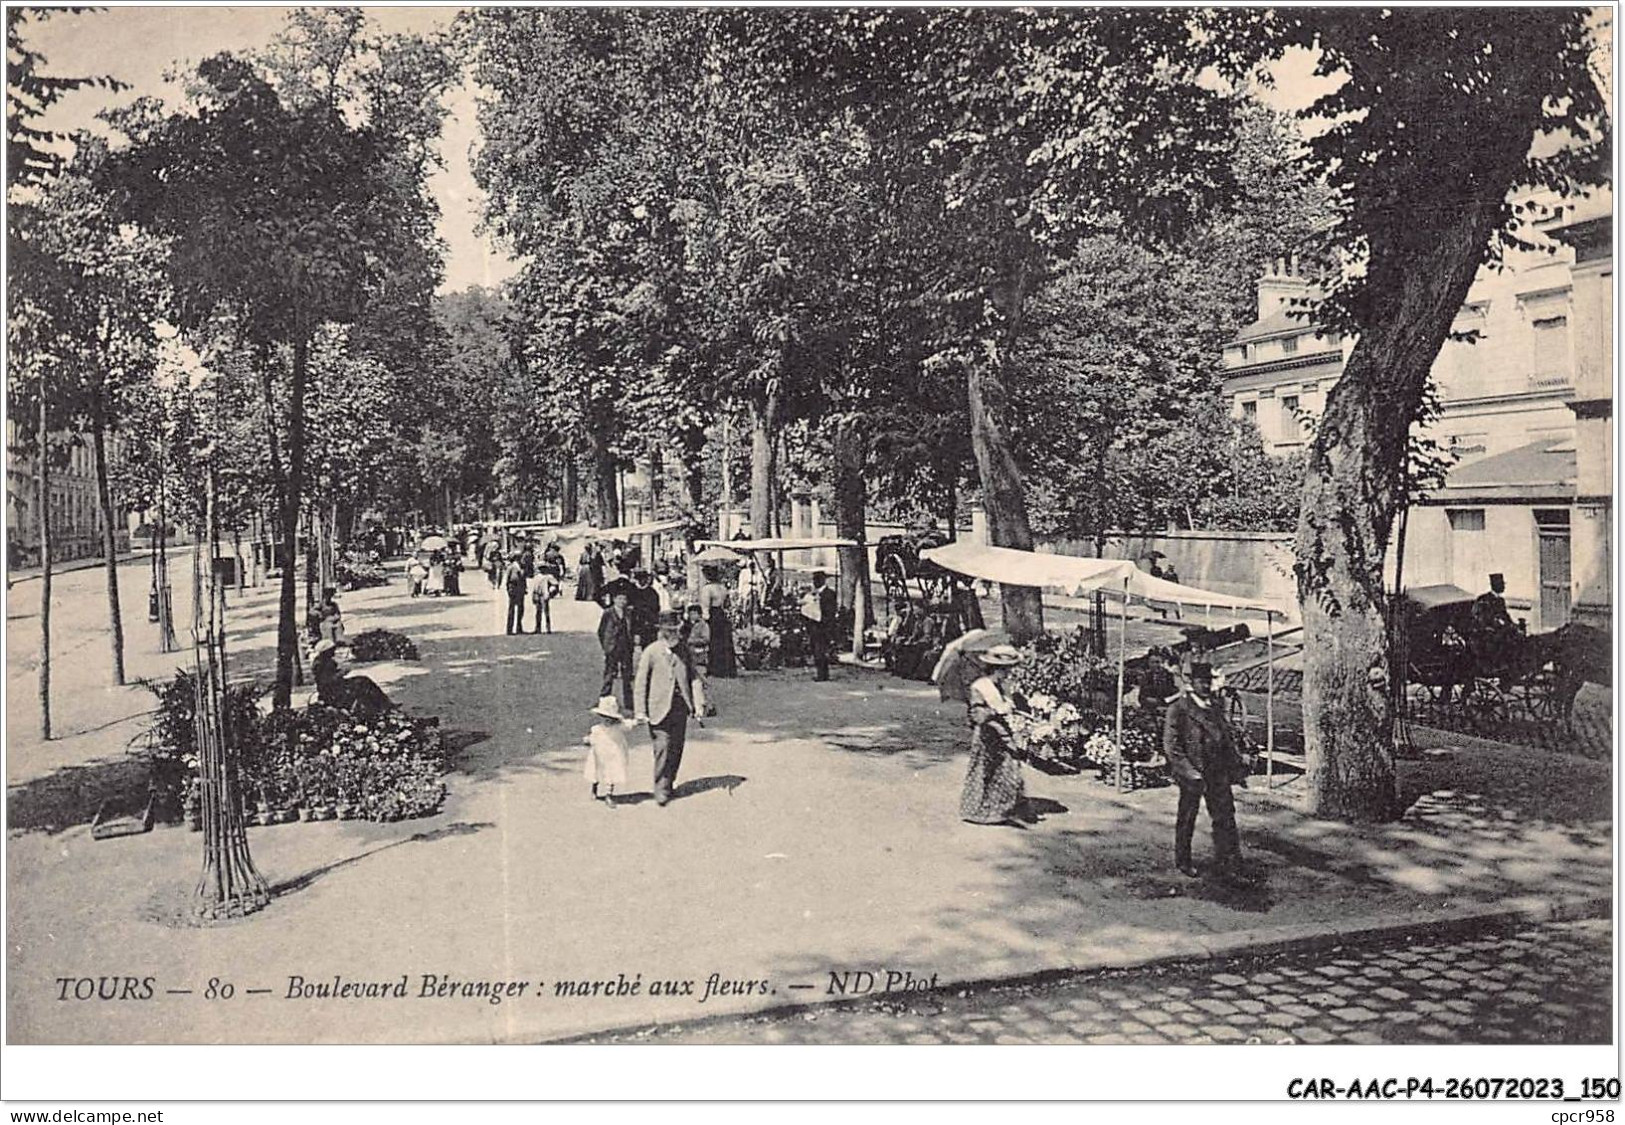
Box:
874;533;985;679
1397;584;1608;731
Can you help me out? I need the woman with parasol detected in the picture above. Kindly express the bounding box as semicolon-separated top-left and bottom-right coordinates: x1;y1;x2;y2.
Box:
693;547;741;678
959;643;1029;827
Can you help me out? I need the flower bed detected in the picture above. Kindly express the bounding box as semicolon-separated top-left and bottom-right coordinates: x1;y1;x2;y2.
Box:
335;552;390;590
140;671;448;827
139;671;265;822
349;629;420;662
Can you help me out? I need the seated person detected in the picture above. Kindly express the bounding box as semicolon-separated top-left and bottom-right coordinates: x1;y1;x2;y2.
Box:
1472;572;1521;642
310;640;394;718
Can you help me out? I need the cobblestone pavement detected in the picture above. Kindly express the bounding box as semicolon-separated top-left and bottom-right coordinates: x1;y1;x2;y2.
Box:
579;919;1612;1045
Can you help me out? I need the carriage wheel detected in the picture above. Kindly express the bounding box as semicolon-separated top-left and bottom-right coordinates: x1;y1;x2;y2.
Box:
1461;676;1511;730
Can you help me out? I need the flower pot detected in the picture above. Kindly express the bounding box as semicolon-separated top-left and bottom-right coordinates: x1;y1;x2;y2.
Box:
297;807;313;823
337;803;357;820
315;805;336;821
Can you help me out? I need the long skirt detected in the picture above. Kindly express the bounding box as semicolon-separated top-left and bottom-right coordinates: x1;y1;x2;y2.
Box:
960;722;1025;824
708;613;739;678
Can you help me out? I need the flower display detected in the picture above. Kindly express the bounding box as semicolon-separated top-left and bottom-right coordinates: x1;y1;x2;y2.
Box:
349;629;420;662
142;671;449;827
734;624;783;671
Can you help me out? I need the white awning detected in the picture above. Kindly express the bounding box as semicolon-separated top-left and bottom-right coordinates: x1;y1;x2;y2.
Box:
595;517;687;539
695;536;858;551
921;542;1271;611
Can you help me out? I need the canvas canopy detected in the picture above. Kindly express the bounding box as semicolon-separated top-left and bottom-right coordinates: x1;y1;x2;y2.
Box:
595;517;687;539
920;542;1271;611
695;536;858;552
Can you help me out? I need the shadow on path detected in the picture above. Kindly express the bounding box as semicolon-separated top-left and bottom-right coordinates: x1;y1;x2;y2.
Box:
270;820;493;897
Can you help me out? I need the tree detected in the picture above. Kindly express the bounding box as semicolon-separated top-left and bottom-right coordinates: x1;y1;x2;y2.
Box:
30;139;170;685
115;13;453;708
751;10;1250;639
1262;9;1608;820
7;9;123;738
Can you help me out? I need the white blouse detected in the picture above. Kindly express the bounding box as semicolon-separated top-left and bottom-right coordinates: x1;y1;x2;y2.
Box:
969;675;1013;716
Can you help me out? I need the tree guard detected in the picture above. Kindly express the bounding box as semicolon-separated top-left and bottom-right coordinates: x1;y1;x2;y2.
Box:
191;456;268;921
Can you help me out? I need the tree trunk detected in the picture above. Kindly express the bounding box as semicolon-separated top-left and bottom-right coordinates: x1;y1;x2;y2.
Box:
966;356;1044;641
37;389;52;741
1295;196;1518;822
89;389;125;685
590;437;619;528
273;325;309;710
832;416;872;656
562;458;579;524
748;390;779;539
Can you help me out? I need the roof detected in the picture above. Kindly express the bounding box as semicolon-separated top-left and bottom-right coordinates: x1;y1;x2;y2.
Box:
1400;584;1476;612
1232;286;1327;344
1427;437;1576;503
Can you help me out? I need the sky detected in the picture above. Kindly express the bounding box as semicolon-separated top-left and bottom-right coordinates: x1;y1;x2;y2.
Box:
19;5;1355;297
21;5;519;294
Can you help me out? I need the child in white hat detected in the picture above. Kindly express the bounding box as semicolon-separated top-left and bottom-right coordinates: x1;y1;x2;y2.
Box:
583;696;635;807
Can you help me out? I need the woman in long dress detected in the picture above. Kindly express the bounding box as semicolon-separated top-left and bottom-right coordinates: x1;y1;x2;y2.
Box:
575;543;602;602
425;550;446;596
960;644;1027;825
698;567;737;678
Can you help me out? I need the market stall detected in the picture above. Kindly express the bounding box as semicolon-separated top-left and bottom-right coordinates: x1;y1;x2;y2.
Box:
694;536;861;667
920;542;1286;792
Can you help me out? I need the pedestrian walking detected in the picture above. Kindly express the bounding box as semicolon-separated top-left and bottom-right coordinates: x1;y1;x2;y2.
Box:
680;602;715;717
583;695;635;808
597;589;636;712
407;555;427;598
959;644;1028;826
629;569;661;650
634;614;700;806
802;570;838;681
576;542;604;603
529;566;556;634
317;588;347;647
503;556;528;635
1163;662;1249;882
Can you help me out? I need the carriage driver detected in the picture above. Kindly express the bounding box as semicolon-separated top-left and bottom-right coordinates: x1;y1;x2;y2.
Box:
1472;573;1522;643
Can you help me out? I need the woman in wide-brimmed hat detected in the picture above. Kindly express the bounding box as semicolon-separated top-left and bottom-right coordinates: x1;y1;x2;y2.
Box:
959;644;1027;826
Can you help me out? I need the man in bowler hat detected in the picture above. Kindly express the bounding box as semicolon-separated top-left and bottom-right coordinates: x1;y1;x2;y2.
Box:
634;614;699;806
1163;662;1248;882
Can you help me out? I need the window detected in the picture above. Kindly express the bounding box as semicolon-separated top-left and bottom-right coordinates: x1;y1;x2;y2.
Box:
1280;395;1301;443
1447;509;1486;532
1241;400;1258;424
1281;335;1299;355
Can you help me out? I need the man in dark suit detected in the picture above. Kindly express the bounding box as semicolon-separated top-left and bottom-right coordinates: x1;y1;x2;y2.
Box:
628;569;661;651
597;589;636;712
1163;663;1248;882
807;570;838;681
634;614;699;806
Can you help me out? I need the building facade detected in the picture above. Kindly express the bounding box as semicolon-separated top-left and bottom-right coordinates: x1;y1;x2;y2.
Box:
5;421;128;570
1222;194;1614;632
